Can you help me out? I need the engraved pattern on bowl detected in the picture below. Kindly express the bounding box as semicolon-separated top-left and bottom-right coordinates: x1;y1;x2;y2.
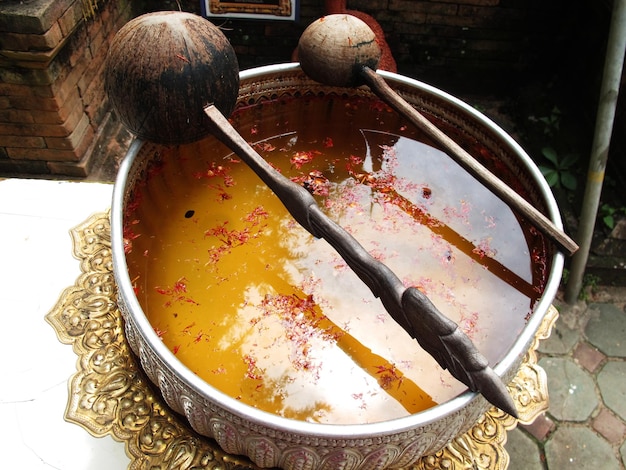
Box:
111;64;564;469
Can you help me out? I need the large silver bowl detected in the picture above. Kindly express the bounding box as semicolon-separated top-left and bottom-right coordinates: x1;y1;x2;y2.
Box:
111;63;564;469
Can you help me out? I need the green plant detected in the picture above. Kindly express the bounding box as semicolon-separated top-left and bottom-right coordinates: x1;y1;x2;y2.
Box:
579;273;601;301
599;203;626;230
561;268;601;301
538;146;579;190
472;104;487;113
528;106;561;137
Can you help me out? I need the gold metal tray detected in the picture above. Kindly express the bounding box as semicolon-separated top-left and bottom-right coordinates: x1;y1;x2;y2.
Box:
46;211;556;470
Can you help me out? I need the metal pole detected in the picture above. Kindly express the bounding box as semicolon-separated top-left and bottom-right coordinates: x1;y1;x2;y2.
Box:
565;0;626;304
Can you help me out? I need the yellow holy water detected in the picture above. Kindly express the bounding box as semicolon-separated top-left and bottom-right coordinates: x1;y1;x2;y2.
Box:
124;94;546;424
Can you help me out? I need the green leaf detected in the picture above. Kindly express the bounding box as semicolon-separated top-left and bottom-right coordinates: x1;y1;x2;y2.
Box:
603;214;615;229
539;116;551;125
561;172;577;190
601;203;614;216
542;169;559;187
541;147;559;165
560;153;579;169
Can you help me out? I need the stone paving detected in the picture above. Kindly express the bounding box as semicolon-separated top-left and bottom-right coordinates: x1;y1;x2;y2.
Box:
505;286;626;469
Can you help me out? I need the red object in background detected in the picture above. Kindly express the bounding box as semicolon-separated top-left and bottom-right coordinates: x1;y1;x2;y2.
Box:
324;0;397;72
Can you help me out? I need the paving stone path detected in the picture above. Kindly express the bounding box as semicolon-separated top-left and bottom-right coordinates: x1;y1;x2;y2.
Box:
505;286;626;469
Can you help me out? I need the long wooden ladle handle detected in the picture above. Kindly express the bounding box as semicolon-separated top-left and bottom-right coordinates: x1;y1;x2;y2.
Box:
359;66;578;256
204;104;518;417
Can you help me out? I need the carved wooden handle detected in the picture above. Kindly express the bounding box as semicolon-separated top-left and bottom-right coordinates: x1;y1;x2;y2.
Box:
204;104;518;417
360;66;578;256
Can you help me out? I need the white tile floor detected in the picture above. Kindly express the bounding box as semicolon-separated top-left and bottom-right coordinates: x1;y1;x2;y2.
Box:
0;179;130;469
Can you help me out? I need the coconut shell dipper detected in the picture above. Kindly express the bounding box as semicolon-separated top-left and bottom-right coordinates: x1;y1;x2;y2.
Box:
105;11;518;417
298;14;578;257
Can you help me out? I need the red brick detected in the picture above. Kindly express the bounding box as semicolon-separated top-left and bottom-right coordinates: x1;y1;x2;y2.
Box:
31;84;56;99
5;117;93;161
0;51;58;68
57;1;85;37
0;22;64;52
0;0;134;178
46;157;89;177
390;14;427;30
62;52;90;91
32;91;83;125
1;105;84;137
40;74;80;104
67;28;90;68
592;408;626;445
85;102;106;130
350;0;389;11
77;45;106;99
464;38;518;53
114;0;133;27
86;11;104;38
0;135;46;148
45;113;91;149
6;145;81;162
82;75;105;112
519;413;555;442
0;69;28;87
52;102;86;135
573;342;606;373
0;158;50;175
10;90;64;111
458;4;526;23
0;109;35;124
26;44;83;96
0;82;37;97
390;0;458;15
88;21;107;57
0;0;74;35
0;63;59;87
71;119;95;155
31;109;66;125
99;2;113;28
424;14;478;28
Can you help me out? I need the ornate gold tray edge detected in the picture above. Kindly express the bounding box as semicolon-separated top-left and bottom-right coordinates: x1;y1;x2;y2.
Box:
45;211;555;470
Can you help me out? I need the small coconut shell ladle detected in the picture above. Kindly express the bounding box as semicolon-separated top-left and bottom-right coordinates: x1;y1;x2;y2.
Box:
105;11;517;417
297;14;578;257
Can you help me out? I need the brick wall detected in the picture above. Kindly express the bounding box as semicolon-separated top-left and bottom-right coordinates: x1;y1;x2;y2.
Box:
1;0;622;180
377;0;569;88
192;0;572;91
0;0;134;177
